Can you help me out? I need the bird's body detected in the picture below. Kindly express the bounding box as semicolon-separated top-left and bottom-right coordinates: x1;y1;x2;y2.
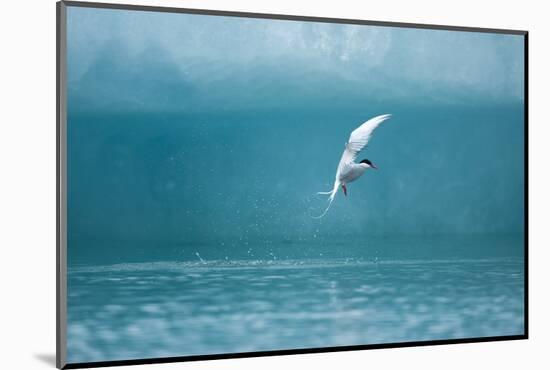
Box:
339;162;369;184
314;114;392;218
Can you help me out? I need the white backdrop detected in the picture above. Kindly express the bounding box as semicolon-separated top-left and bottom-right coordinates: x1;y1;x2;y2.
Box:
0;0;548;369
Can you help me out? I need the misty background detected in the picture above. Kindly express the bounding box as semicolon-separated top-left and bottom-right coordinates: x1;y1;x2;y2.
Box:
66;7;525;264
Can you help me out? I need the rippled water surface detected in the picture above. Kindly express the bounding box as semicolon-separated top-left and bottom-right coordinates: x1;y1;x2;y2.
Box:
68;257;524;363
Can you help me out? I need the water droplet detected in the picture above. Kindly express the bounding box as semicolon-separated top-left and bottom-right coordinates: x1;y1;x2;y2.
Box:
195;252;205;263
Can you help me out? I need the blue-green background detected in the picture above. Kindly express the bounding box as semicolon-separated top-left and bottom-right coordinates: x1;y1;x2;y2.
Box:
66;6;525;363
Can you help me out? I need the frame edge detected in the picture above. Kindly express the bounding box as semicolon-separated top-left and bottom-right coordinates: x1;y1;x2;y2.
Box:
523;32;529;339
57;1;68;369
61;0;527;35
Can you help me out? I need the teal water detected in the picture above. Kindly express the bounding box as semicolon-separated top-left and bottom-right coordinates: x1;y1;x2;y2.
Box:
68;251;524;362
66;6;525;364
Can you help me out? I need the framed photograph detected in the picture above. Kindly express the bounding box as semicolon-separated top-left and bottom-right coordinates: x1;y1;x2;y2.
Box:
57;1;528;368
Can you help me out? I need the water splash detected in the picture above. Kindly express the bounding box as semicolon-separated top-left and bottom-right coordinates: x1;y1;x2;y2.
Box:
195;252;205;263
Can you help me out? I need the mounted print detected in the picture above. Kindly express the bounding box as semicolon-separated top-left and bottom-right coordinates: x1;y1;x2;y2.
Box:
57;1;528;368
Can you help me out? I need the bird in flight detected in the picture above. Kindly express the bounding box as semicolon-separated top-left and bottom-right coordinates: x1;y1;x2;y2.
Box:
313;114;392;218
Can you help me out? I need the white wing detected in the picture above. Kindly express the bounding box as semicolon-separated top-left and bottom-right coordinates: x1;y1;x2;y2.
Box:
313;114;391;219
336;114;392;179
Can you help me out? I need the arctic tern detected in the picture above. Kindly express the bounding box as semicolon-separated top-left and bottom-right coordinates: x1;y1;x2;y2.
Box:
314;114;392;218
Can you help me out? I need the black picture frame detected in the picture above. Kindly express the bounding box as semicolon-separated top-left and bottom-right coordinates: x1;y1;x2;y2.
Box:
56;1;529;368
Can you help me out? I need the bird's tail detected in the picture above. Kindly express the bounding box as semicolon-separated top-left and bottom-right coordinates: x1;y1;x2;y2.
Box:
312;181;340;219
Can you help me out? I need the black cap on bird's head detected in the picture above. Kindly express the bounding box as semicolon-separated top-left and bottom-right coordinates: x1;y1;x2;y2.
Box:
360;159;378;169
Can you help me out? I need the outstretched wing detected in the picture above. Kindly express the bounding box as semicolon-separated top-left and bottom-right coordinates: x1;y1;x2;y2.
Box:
336;114;392;179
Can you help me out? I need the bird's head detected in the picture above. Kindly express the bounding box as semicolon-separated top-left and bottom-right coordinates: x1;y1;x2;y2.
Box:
360;159;378;170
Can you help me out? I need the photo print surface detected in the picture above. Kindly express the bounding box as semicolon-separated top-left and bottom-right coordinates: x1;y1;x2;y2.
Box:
64;4;526;364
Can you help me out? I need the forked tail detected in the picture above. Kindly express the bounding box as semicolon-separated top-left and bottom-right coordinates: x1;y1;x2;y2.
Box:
312;181;340;219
